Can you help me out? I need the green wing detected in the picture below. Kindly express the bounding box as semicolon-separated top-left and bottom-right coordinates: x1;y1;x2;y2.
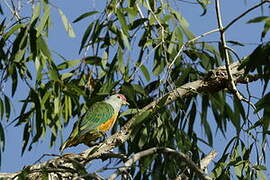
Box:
78;102;114;137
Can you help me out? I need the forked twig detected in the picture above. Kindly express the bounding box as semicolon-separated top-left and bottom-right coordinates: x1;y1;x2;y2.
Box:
215;0;244;101
108;147;212;180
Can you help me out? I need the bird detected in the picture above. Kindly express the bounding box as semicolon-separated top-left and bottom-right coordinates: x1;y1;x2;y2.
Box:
60;94;128;152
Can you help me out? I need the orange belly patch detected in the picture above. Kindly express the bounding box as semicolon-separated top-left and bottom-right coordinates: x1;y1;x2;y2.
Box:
98;114;118;132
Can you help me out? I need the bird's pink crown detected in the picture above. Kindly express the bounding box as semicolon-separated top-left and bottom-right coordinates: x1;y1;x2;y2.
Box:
115;94;127;102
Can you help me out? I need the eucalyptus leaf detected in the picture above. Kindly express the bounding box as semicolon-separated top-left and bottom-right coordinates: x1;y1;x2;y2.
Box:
58;9;76;38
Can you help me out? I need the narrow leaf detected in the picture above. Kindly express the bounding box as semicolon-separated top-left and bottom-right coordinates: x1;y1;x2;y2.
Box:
73;11;99;23
79;22;94;53
116;9;129;35
4;95;10;121
140;64;150;81
58;9;76;38
36;5;50;35
58;59;81;70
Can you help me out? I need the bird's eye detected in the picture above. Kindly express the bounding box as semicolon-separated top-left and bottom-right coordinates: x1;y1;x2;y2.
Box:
117;95;120;99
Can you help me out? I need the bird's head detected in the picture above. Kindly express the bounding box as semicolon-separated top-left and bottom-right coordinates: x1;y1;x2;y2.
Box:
109;94;129;105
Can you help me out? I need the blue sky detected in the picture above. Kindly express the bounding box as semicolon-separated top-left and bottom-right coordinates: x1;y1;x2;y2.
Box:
1;0;269;177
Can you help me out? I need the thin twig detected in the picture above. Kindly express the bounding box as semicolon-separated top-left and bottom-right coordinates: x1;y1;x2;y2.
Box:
34;153;61;164
225;46;241;62
128;41;163;81
145;0;166;43
4;0;21;21
163;28;220;85
215;0;244;101
136;2;148;27
108;147;212;180
224;0;270;32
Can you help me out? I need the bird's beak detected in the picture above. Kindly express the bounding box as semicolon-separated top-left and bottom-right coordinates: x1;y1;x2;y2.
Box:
123;101;129;105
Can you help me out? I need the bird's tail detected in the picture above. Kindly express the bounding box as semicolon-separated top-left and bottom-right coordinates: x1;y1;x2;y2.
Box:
60;130;105;152
59;137;78;152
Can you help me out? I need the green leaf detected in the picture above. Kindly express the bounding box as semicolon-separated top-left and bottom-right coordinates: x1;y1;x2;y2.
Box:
227;40;245;47
34;59;43;83
48;62;60;81
73;11;99;23
57;59;81;70
257;170;267;180
40;91;51;109
0;122;5;151
0;4;3;15
201;115;213;146
119;108;142;118
138;128;148;148
64;96;72;124
58;9;76;38
262;19;270;39
253;165;267;171
10;27;27;57
11;67;18;97
133;110;152;126
4;95;11;121
98;81;119;94
3;24;25;40
128;18;148;30
83;56;102;65
117;49;125;74
153;58;165;76
37;36;52;60
79;22;94;53
0;98;4;120
54;96;60;115
30;2;41;23
132;84;146;95
116;9;129;35
234;161;244;177
255;93;270;113
29;24;38;59
247;16;269;23
119;30;130;50
247;17;270;39
14;48;26;63
90;20;103;46
188;102;197;136
36;4;50;35
140;64;150;81
177;18;194;39
61;73;74;80
126;6;137;20
22;122;30;155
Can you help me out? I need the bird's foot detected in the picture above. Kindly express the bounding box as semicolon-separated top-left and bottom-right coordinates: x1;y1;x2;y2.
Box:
84;141;100;147
101;133;107;141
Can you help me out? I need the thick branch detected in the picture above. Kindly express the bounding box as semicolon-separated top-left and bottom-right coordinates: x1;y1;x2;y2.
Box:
200;150;218;174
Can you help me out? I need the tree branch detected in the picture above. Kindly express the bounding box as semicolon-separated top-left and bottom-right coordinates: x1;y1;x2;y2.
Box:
200;150;218;174
215;0;244;102
0;61;263;179
224;0;270;32
108;147;213;180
